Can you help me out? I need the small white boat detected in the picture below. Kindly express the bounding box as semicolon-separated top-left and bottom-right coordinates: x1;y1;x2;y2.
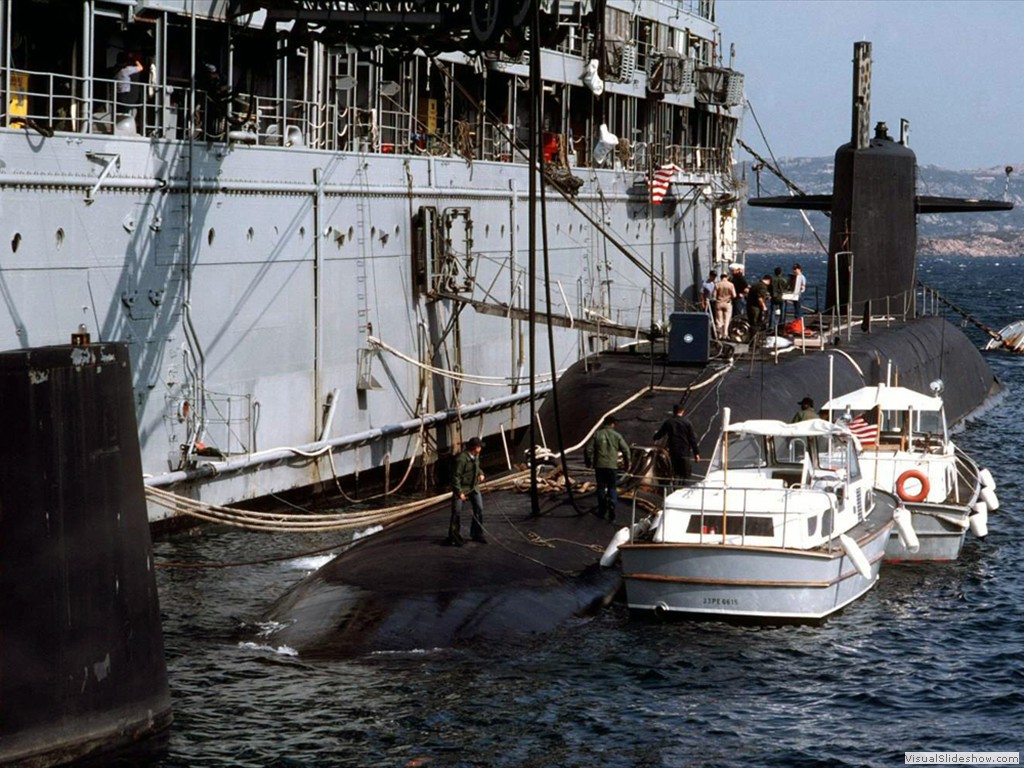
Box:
610;410;897;622
823;382;997;561
985;320;1024;353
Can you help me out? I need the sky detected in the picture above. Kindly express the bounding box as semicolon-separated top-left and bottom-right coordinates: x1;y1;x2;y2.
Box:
715;0;1024;170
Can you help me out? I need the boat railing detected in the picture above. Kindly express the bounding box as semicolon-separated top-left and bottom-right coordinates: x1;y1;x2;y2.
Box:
951;445;982;506
661;483;835;549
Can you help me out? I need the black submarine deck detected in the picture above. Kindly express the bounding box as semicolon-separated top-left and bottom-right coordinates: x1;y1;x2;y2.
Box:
251;315;999;658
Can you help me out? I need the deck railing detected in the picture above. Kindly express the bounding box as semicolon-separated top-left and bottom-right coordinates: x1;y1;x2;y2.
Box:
2;64;731;177
629;480;838;550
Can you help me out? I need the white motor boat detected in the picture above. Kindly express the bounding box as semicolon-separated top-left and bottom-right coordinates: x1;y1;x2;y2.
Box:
607;409;897;622
823;382;998;561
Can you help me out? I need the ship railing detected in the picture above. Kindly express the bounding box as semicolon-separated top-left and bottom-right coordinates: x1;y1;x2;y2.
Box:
0;64;344;149
1;66;173;137
1;66;733;169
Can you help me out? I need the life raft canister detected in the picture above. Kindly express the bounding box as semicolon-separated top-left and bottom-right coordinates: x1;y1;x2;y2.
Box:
896;469;930;503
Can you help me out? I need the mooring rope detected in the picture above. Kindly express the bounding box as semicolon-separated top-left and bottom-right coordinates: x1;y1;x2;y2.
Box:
919;280;1003;341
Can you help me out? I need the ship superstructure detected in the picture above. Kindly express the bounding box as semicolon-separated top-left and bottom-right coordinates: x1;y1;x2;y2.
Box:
0;0;742;521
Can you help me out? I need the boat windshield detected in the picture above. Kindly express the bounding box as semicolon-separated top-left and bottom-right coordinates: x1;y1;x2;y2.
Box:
773;436;808;465
815;436;862;480
879;409;947;442
710;433;767;471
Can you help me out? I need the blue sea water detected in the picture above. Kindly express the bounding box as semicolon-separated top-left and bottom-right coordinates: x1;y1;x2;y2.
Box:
149;255;1024;768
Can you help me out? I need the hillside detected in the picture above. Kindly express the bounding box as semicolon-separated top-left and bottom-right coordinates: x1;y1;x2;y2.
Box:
737;157;1024;257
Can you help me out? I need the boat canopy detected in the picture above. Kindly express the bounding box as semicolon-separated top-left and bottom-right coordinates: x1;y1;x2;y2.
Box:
724;418;853;439
822;384;942;413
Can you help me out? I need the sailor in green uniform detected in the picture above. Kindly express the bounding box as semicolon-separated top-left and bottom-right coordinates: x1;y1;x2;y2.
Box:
448;436;486;546
584;416;631;521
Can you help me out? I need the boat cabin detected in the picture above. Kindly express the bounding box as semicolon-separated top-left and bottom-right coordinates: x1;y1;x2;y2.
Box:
653;418;872;550
823;383;948;454
822;383;974;506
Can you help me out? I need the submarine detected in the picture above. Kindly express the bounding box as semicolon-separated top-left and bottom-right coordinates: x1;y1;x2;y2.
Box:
245;42;1010;657
545;41;1009;455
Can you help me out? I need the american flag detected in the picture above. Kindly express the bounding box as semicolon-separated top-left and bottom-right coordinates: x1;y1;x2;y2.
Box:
848;416;878;447
650;163;681;204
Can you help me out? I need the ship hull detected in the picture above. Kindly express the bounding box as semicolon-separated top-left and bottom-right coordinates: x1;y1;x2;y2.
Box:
620;511;892;621
0;130;721;521
886;502;970;561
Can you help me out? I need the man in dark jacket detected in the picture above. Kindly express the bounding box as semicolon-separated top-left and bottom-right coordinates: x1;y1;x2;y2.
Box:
653;404;701;482
791;397;817;423
770;266;788;327
748;274;771;331
584;416;631;521
447;436;486;545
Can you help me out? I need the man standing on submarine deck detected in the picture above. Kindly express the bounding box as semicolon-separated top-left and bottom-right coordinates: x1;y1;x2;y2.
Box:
653;404;701;483
585;416;632;522
448;437;486;546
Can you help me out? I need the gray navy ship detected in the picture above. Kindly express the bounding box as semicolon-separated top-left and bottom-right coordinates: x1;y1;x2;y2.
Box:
0;0;743;523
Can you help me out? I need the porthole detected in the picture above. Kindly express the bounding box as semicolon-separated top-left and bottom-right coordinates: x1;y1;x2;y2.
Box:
207;228;216;245
247;227;255;242
55;228;65;251
299;226;306;238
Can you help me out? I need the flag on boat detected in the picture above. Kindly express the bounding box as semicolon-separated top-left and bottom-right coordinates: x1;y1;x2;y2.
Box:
848;416;878;447
650;163;681;204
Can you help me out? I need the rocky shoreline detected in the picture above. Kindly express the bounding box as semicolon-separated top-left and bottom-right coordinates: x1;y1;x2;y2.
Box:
739;232;1024;258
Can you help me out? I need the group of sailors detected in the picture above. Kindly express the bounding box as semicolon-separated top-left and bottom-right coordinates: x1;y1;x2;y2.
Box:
702;262;807;340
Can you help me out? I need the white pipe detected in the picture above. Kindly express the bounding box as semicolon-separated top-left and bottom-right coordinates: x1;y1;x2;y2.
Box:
318;387;340;441
146;384;551;488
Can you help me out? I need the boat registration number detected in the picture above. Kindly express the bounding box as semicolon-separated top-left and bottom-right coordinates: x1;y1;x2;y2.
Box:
703;597;739;607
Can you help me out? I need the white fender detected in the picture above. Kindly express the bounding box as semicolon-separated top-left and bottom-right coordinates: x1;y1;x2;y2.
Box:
979;467;996;490
839;533;873;580
980;485;1000;512
581;59;605;96
592;123;618;165
893;507;920;553
600;526;631;568
970;502;989;538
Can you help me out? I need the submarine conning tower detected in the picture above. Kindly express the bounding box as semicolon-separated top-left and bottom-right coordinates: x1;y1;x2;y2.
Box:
827;42;916;310
748;40;1012;315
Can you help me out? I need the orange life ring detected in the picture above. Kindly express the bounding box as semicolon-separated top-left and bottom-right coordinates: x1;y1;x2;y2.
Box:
896;469;930;503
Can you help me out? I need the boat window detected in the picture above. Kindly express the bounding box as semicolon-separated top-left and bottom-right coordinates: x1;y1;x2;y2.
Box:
846;441;862;481
709;433;766;471
914;410;945;440
812;437;861;480
773;436;807;465
686;515;774;537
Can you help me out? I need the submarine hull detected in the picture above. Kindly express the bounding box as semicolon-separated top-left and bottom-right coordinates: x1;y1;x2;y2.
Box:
542;316;999;459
